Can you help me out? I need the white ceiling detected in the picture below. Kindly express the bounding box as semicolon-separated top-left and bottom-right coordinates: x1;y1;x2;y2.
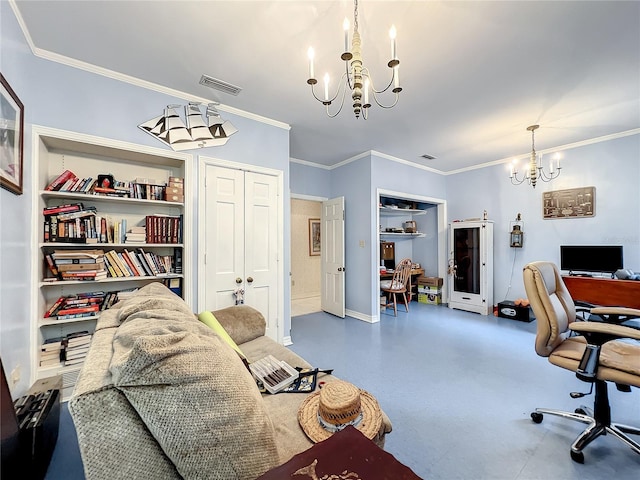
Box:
12;1;640;172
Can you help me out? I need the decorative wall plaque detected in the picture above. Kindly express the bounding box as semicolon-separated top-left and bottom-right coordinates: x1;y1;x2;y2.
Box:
543;186;595;219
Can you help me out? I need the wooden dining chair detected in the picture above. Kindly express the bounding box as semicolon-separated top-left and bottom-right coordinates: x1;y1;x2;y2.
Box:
380;258;413;316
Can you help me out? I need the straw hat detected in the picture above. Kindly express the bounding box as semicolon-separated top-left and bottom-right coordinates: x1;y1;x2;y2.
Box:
297;380;383;443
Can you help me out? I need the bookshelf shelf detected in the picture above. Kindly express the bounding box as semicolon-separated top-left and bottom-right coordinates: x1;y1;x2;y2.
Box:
32;126;192;400
40;190;184;207
39;274;184;288
39;316;99;327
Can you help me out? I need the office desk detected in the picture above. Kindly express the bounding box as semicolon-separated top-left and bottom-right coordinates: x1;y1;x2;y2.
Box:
380;268;424;301
563;275;640;309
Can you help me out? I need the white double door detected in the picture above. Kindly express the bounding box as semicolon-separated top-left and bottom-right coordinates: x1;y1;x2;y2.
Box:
200;162;281;341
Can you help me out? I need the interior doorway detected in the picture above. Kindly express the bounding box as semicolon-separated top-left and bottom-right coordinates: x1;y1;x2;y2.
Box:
291;198;322;316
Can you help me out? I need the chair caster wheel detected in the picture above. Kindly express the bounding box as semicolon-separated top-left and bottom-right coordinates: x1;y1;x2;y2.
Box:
570;450;584;463
575;408;587;415
531;412;543;424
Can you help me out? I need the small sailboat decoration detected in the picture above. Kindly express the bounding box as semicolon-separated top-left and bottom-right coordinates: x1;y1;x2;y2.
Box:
139;102;237;151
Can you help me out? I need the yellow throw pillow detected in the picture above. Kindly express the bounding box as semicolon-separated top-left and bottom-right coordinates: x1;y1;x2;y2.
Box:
198;311;246;361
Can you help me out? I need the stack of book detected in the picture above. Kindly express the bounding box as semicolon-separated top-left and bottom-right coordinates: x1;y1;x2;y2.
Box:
44;291;106;321
51;250;107;281
125;226;146;244
38;337;64;368
61;331;93;367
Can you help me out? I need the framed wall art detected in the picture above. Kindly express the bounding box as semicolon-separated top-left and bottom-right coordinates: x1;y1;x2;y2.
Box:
309;218;321;256
0;73;24;195
543;186;595;219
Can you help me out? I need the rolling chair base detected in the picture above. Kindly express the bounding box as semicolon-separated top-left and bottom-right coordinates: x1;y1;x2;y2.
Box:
531;406;640;463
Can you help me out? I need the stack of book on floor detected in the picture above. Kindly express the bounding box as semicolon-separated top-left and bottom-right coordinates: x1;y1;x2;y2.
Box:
61;331;93;367
44;291;106;321
51;249;107;281
38;337;64;368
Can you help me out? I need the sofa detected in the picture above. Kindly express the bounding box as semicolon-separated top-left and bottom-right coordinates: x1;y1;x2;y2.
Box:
69;283;392;479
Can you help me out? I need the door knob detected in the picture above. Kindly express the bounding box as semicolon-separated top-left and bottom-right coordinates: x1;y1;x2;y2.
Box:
247;277;254;283
236;277;243;284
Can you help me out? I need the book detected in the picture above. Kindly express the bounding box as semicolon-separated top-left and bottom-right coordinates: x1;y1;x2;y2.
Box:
45;169;76;191
44;254;59;277
54;257;102;265
44;296;66;318
174;247;183;274
52;249;104;260
43;203;84;217
57;260;105;272
121;250;140;276
56;207;97;222
105;251;125;277
55;304;100;316
64;357;86;367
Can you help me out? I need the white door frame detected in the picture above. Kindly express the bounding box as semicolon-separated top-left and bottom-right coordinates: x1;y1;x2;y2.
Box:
198;156;285;344
375;189;447;320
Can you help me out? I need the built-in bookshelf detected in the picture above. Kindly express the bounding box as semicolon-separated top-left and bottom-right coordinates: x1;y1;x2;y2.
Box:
32;126;192;399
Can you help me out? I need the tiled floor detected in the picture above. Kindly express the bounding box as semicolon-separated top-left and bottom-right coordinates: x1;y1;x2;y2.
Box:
291;295;321;317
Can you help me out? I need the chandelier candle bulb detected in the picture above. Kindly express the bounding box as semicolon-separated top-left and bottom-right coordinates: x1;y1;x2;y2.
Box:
308;47;315;80
344;18;350;53
390;25;397;60
364;77;370;106
324;73;330;101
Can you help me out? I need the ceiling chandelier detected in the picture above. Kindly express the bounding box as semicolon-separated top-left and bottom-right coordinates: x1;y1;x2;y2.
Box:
306;0;401;119
138;102;237;151
509;125;562;188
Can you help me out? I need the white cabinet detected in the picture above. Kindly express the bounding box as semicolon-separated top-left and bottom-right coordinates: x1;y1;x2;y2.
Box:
32;127;192;399
448;220;493;315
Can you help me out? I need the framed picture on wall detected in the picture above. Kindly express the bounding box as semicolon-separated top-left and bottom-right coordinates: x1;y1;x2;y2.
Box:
309;218;321;256
0;73;24;195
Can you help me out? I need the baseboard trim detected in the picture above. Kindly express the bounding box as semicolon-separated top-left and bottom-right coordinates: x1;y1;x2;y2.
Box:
282;336;293;346
346;309;379;324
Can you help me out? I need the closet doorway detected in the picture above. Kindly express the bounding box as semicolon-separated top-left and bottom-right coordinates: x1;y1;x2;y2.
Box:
291;197;323;316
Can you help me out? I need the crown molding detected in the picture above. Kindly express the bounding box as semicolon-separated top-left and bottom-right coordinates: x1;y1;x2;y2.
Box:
9;0;289;132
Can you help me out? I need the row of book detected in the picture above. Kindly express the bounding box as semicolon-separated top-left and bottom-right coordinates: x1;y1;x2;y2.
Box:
43;290;114;320
44;248;181;282
44;169;183;201
42;203;183;245
39;331;93;368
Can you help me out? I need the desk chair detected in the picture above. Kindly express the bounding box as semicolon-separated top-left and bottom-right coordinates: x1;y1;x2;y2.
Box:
523;261;640;463
380;258;412;316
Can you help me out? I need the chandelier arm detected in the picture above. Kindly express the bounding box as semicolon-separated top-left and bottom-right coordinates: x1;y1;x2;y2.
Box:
325;82;349;118
537;167;562;182
370;91;400;109
510;172;529;186
309;72;350;104
364;68;395;95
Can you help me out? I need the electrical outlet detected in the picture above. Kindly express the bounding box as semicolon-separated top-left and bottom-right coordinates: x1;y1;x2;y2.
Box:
291;280;295;286
10;364;21;386
359;240;365;248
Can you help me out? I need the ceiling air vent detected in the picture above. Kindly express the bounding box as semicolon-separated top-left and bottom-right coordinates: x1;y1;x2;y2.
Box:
421;154;437;160
199;75;242;96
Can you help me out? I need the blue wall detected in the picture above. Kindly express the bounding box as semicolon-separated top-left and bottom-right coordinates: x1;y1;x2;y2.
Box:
446;133;640;302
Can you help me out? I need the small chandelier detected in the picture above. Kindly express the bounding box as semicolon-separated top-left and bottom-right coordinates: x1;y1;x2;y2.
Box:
138;102;238;151
509;125;561;188
306;0;401;119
